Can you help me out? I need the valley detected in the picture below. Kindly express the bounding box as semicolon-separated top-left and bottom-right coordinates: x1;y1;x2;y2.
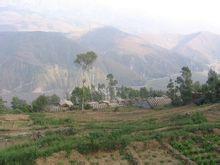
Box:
1;28;220;101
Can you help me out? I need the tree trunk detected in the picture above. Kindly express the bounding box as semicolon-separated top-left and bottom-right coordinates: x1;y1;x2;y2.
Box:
82;82;84;111
82;70;85;111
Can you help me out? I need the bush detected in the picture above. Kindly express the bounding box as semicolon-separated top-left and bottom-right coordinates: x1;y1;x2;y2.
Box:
11;97;32;112
170;112;207;125
191;112;207;124
47;94;60;106
32;95;48;112
84;104;92;110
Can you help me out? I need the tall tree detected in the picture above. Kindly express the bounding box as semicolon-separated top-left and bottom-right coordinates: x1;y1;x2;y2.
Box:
167;79;182;105
215;79;220;101
0;97;6;111
193;81;202;93
106;74;118;101
98;83;106;100
176;66;193;105
140;87;148;99
74;51;97;110
71;87;91;107
206;69;219;102
117;86;139;99
167;79;175;101
47;94;60;106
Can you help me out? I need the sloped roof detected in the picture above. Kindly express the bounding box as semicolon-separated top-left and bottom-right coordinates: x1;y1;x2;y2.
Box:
59;100;73;106
147;96;171;108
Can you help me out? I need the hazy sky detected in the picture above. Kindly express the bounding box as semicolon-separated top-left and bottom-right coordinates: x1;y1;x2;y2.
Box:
1;0;220;34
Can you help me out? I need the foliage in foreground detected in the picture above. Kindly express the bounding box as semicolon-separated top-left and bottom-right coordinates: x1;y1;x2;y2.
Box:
0;109;219;164
171;134;220;165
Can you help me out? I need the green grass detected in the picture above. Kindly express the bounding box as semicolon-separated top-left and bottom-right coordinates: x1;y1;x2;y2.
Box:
169;112;207;125
29;113;75;128
1;119;218;164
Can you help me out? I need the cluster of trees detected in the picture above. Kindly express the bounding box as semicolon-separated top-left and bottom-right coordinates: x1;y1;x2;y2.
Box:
117;86;164;99
0;94;60;112
1;50;219;112
74;51;97;110
167;66;220;106
32;94;60;112
73;51;165;109
70;72;165;108
70;73;118;107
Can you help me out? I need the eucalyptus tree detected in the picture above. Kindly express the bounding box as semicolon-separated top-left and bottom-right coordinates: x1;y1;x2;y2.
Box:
98;83;106;100
206;69;219;102
106;74;118;101
74;51;97;110
176;66;193;105
0;97;6;111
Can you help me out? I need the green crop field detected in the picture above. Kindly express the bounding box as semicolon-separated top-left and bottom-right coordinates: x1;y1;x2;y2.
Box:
0;104;219;165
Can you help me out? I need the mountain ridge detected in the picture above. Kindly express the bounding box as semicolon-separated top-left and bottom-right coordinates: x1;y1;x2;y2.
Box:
0;26;219;101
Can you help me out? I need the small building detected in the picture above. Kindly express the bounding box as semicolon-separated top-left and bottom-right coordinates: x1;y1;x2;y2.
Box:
87;101;109;110
134;99;151;109
116;98;133;106
109;102;120;108
101;100;110;106
87;100;121;110
147;96;172;108
45;105;60;112
87;101;99;109
59;100;74;107
132;96;171;109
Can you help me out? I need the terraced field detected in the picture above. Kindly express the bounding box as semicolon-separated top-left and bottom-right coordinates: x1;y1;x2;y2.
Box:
0;104;219;165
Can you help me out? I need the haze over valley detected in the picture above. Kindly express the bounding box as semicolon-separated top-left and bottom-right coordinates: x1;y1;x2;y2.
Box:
0;1;220;165
0;1;220;101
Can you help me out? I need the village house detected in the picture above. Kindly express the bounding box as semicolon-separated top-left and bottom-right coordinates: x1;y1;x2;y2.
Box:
59;100;74;111
88;101;108;110
146;96;172;108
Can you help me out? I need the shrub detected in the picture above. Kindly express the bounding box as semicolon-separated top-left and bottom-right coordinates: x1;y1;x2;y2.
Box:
191;112;207;124
32;95;48;112
170;112;207;125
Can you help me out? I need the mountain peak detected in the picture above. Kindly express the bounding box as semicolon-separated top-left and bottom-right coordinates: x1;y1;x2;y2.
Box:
87;26;128;36
79;26;129;50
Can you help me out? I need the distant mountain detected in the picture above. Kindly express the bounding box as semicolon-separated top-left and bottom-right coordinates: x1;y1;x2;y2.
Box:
173;32;220;63
0;32;85;101
0;26;218;101
140;33;182;49
0;5;87;35
0;30;144;101
79;26;206;79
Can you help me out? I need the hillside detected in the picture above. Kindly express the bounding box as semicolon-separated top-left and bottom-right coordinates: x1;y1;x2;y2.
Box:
173;32;220;63
0;31;144;101
79;26;206;79
0;104;219;164
0;32;85;100
1;27;220;101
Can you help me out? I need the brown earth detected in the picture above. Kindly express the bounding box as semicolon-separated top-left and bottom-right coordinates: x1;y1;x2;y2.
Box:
45;104;219;123
1;104;219;164
36;141;180;165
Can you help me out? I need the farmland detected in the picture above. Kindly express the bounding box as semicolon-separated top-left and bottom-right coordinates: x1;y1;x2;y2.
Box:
0;104;219;165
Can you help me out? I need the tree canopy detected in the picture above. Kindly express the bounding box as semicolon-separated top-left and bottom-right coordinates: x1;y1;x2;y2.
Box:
74;51;97;71
167;67;220;106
